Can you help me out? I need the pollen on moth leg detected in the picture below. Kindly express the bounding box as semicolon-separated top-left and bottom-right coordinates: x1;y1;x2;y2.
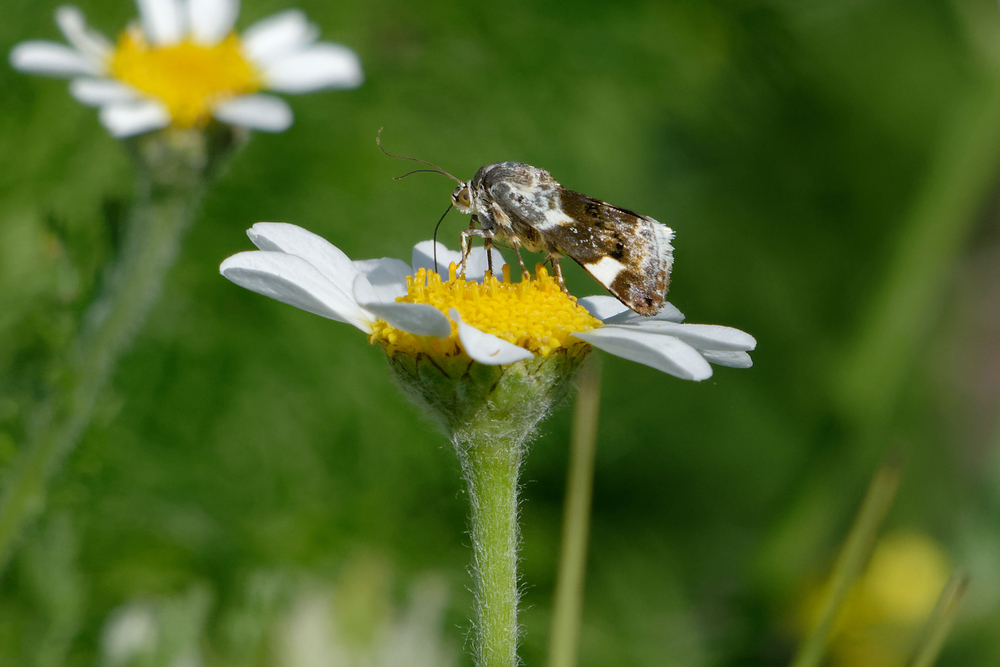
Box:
368;264;601;360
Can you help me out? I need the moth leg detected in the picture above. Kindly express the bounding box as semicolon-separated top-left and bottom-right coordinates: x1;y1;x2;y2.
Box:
508;241;529;276
484;238;494;276
459;228;493;278
549;256;569;294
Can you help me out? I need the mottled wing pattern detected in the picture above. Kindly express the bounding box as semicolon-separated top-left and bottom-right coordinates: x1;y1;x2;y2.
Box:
486;173;674;315
555;191;674;315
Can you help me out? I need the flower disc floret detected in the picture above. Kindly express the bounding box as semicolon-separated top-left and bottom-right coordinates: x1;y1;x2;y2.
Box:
110;28;260;128
370;264;602;359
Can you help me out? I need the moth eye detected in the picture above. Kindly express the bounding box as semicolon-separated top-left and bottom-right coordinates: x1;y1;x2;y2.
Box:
452;185;472;209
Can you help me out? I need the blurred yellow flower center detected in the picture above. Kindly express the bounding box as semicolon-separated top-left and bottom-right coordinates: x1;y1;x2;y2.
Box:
798;531;950;667
369;264;602;360
109;28;261;128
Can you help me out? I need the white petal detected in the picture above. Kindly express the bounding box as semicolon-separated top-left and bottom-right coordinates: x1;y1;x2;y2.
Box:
573;327;712;381
55;6;112;60
263;43;363;93
70;78;138;106
412;241;463;276
610;322;756;352
700;350;753;369
220;251;372;332
603;301;685;325
187;0;238;45
463;245;507;281
9;41;100;77
450;309;533;365
99;100;171;137
212;94;292;132
353;258;412;303
246;222;360;292
136;0;185;46
577;296;628;321
361;302;452;338
241;9;318;65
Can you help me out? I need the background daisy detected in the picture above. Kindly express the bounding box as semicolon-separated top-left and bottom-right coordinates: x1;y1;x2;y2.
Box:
10;0;363;136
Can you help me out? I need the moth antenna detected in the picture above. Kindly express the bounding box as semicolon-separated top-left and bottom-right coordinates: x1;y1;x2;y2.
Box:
431;203;454;274
377;127;463;186
394;169;453;181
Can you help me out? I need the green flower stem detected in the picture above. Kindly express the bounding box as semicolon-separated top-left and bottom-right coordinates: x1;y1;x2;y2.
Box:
456;433;522;667
908;572;969;667
836;66;1000;427
0;128;233;573
548;357;601;667
386;346;592;667
790;460;902;667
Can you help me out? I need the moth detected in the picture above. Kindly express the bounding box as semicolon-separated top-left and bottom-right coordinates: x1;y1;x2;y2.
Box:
378;134;675;316
450;162;674;316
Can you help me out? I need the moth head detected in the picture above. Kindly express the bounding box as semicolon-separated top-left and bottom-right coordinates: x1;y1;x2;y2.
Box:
451;183;474;213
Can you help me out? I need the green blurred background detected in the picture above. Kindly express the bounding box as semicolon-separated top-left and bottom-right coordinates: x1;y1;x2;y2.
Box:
1;0;1000;664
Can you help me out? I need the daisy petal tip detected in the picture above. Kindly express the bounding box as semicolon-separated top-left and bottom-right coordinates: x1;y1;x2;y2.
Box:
54;5;112;60
187;0;240;46
241;9;317;65
219;250;258;277
575;327;712;381
69;78;137;106
99;101;171;138
701;350;754;369
137;0;185;46
9;41;98;77
264;43;364;93
54;5;82;25
213;94;293;133
246;222;304;247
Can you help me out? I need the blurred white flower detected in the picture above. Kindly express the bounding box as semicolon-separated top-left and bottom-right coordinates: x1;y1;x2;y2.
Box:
276;575;456;667
10;1;363;137
101;603;158;665
220;223;756;380
100;588;210;667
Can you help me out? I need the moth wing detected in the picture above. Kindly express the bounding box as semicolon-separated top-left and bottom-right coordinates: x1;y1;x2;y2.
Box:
488;184;674;316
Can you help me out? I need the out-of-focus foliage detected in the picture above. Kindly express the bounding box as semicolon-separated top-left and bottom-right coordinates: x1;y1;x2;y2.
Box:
1;0;999;665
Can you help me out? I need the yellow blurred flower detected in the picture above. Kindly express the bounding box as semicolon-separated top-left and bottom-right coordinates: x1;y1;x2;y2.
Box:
800;531;950;667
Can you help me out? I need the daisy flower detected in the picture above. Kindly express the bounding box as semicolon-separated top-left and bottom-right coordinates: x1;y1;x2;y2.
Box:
9;1;363;137
220;222;756;666
219;222;756;381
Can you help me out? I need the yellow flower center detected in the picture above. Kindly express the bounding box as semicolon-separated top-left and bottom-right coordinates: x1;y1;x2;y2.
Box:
369;264;602;360
109;28;261;128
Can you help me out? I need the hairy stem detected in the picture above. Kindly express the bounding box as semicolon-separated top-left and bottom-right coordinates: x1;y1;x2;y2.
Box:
0;130;218;573
457;433;523;667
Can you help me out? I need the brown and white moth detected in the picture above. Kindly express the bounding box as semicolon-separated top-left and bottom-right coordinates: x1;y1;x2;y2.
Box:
377;133;674;316
450;162;674;317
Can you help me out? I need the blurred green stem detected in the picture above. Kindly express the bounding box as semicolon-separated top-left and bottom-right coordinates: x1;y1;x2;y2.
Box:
908;573;969;667
836;72;1000;426
0;128;231;574
456;433;522;667
790;460;902;667
548;357;601;667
